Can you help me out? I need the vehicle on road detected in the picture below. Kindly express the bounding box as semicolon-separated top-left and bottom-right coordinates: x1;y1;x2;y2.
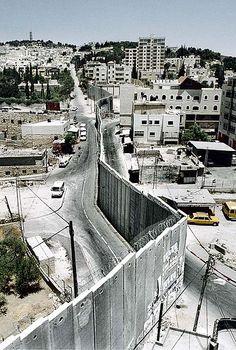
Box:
79;122;86;128
187;212;219;226
222;201;236;220
70;106;78;111
51;181;65;198
59;157;70;168
80;131;87;141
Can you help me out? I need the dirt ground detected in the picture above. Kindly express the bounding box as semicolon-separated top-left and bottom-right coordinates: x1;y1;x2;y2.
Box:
0;279;61;341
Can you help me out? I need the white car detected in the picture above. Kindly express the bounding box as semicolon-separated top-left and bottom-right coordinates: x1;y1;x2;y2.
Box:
80;131;87;141
79;122;86;128
70;106;78;111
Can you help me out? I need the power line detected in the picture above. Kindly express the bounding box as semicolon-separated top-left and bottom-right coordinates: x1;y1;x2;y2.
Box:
133;261;207;349
26;184;69;224
29;225;69;249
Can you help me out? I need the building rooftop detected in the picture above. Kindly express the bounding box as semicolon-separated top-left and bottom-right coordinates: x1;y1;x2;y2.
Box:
0;148;44;157
189;141;235;152
150;187;216;207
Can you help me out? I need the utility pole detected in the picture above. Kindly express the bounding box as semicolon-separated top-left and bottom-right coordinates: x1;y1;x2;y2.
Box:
45;148;48;173
156;300;164;342
4;196;13;221
201;147;209;188
69;221;78;298
193;254;215;332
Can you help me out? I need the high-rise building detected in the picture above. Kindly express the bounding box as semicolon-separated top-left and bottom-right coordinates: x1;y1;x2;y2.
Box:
124;35;165;79
218;77;236;149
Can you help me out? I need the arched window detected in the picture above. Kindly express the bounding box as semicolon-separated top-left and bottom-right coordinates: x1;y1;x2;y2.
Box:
162;95;166;100
213;105;218;111
176;106;182;110
214;95;219;101
193;106;199;111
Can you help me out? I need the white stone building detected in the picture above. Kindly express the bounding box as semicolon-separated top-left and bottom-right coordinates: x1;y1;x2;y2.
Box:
132;102;181;145
120;77;222;137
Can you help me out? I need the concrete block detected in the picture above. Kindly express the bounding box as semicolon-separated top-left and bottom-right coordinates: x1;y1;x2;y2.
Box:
92;277;110;350
48;302;75;350
144;240;156;319
107;263;124;350
122;253;136;350
20;317;50;350
155;236;164;281
0;336;21;350
73;290;94;350
135;248;147;343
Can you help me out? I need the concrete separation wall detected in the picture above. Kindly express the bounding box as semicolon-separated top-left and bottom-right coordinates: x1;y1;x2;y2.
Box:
0;86;187;350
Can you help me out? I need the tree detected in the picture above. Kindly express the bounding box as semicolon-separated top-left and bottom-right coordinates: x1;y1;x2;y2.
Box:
15;256;40;297
178;63;185;78
182;124;209;143
34;65;39;83
46;81;51;100
131;65;138;79
40;83;45;99
215;64;225;88
25;81;30;99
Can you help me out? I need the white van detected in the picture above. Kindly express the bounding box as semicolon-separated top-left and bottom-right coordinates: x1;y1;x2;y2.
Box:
51;181;65;198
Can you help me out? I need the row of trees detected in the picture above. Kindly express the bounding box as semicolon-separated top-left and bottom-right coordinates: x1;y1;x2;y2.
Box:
0;65;74;103
166;45;221;62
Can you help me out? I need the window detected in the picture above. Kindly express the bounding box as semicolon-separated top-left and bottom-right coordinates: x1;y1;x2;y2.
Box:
193;106;199;111
204;95;208;100
193;96;200;101
176;96;182;100
213;105;218;111
149;132;155;137
149;120;153;124
141;120;147;124
187;95;190;100
5;171;11;175
33;170;37;174
186;106;190;110
214;95;219;101
18;120;22;125
170;106;173;109
11;120;14;124
204;106;207;110
162;95;166;100
176;106;181;110
134;131;144;136
154;120;160;125
167;121;174;126
134;93;137;100
2;119;5;123
22;170;26;174
170;95;173;100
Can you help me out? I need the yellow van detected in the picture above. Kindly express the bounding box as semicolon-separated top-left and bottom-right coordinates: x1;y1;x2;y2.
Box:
222;201;236;220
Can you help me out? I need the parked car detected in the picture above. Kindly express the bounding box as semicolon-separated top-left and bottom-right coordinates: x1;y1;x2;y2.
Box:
187;212;219;226
222;201;236;220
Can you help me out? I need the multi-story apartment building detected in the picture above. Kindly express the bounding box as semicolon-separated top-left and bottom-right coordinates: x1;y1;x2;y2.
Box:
124;36;165;79
218;77;236;149
84;61;132;84
124;47;137;68
107;62;132;84
132;102;181;145
120;77;222;136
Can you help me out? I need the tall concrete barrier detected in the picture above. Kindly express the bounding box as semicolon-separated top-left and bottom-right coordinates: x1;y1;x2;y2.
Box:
73;290;94;350
0;87;187;350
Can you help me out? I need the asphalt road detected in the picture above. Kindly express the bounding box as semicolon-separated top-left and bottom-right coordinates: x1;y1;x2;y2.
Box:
24;68;130;295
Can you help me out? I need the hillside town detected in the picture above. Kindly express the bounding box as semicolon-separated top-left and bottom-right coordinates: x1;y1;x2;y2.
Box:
0;23;236;350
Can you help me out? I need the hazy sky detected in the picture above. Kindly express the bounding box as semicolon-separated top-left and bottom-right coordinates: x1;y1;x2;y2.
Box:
1;0;236;56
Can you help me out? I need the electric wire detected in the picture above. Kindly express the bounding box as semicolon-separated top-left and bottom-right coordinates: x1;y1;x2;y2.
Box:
26;184;69;224
30;225;69;249
214;294;236;347
170;329;186;350
133;261;207;349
